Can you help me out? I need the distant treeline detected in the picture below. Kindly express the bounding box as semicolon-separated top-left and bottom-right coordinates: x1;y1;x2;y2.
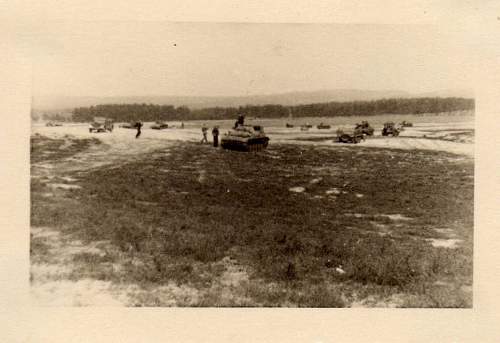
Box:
70;97;474;122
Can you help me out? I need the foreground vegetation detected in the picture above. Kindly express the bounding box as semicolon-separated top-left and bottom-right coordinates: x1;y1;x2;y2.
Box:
31;136;473;307
69;97;474;122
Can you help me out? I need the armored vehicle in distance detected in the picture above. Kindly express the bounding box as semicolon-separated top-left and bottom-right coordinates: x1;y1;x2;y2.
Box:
89;117;113;133
336;127;364;144
151;121;169;130
221;124;270;151
381;122;401;136
355;121;374;136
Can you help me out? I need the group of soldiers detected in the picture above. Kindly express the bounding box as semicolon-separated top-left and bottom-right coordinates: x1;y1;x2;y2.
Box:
201;125;220;147
200;115;245;147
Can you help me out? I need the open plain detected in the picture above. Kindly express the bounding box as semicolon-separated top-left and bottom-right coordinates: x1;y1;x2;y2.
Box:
30;114;474;307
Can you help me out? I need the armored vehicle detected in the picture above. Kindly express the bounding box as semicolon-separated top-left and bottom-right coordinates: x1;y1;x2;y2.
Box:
336;127;364;144
46;122;63;127
89;117;113;133
151;121;169;130
221;124;270;151
381;122;401;136
355;121;374;136
400;120;413;127
317;123;331;129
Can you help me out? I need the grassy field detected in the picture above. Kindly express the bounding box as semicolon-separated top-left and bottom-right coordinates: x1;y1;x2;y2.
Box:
31;135;473;307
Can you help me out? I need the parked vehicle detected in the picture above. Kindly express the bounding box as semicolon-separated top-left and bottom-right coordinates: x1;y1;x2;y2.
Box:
381;122;401;136
45;122;63;127
89;117;114;133
336;127;364;144
355;121;374;136
151;121;169;130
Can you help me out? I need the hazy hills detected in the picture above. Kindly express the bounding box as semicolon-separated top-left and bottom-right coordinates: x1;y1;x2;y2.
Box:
33;89;474;112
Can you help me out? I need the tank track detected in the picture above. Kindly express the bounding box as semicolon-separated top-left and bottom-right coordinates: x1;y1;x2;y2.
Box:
221;137;269;152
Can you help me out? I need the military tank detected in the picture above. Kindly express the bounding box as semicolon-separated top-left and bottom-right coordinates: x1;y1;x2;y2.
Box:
151;121;169;130
355;121;374;136
317;123;331;129
381;122;401;136
89;117;113;133
221;124;270;151
336;127;364;143
46;122;63;127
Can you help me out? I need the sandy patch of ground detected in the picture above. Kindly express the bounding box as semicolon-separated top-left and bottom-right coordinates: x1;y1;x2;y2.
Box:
380;214;412;221
326;188;341;195
31;279;129;306
48;183;82;190
344;213;412;221
31;226;130;306
427;238;463;249
350;293;407;308
32;125;181;173
31;225;255;306
289;186;306;193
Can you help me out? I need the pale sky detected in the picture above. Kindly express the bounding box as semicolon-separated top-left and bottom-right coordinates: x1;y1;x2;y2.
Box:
32;22;473;97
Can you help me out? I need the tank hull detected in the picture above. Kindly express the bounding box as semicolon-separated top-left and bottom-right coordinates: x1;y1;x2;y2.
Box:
151;125;169;130
221;136;269;151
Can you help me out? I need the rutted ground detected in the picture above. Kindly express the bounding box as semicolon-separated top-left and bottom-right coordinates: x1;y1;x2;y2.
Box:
31;119;474;307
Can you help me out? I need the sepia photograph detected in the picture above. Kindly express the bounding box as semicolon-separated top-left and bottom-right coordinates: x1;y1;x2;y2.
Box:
29;22;475;307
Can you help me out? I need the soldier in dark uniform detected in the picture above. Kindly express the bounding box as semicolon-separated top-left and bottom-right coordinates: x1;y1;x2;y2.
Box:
212;126;220;147
234;115;245;128
135;121;143;138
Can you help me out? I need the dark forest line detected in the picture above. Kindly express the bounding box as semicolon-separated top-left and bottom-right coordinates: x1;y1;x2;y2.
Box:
65;97;474;122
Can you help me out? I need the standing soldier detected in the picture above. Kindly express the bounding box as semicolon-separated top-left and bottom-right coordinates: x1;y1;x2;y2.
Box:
234;114;245;128
201;124;208;144
212;126;220;147
135;121;143;139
